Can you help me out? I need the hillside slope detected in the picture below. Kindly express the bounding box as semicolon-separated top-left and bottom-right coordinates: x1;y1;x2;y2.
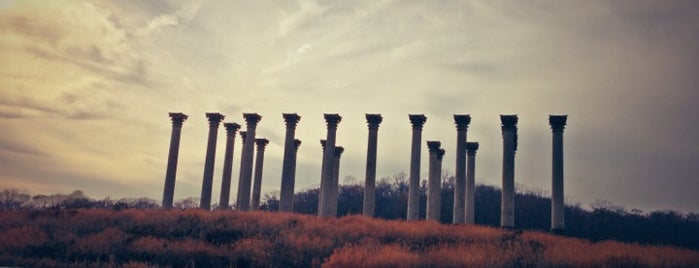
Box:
1;209;698;267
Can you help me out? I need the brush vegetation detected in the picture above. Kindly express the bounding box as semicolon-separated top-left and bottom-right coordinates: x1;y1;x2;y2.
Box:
1;208;698;267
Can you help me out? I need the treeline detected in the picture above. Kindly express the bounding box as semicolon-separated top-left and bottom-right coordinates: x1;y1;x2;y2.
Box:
2;173;697;250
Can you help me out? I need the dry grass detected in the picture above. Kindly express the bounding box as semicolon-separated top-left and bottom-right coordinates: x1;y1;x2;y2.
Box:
0;209;697;267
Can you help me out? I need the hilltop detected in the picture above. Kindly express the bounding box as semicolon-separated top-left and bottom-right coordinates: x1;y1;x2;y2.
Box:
1;209;698;267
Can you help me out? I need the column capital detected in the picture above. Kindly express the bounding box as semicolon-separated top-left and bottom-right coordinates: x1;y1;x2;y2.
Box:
255;138;269;149
324;113;342;127
243;113;262;125
334;146;344;157
437;148;445;161
427;141;441;153
205;112;225;127
320;139;326;149
283;113;301;127
500;114;518;131
453;114;471;130
294;139;302;150
409;114;427;129
366;114;383;128
169;112;188;127
549;115;567;132
223;123;241;135
466;142;479;155
239;131;247;142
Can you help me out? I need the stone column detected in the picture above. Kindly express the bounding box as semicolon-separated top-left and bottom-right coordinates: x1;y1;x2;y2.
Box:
329;146;344;217
318;139;327;210
218;122;241;209
407;114;427;221
235;131;247;208
284;139;301;211
280;113;301;212
318;114;341;217
500;115;518;229
465;142;479;224
453;114;471;224
550;115;567;234
251;138;269;211
162;112;188;209
236;113;262;211
200;112;225;210
363;114;383;217
426;141;442;221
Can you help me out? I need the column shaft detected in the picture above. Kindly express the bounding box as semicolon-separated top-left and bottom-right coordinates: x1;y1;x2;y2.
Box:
500;115;517;228
329;147;343;216
453;115;470;224
550;115;567;234
162;113;188;209
363;114;382;217
319;114;341;217
200;113;225;210
407;114;426;221
251;138;269;210
280;113;301;212
219;123;240;209
465;142;479;224
287;139;301;211
426;141;441;221
236;113;262;211
235;131;247;209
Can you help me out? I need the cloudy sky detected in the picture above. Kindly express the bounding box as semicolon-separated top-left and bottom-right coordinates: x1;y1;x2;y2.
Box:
1;0;698;213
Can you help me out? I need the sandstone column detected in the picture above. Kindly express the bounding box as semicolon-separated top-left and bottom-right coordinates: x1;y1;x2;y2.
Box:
453;114;471;224
236;113;262;211
284;139;301;211
550;115;567;234
218;122;241;209
329;146;344;217
251;138;269;211
465;142;479;224
280;113;301;212
235;131;247;208
200;112;225;210
426;141;442;221
318;139;327;208
318;114;341;217
500;115;518;229
162;112;188;209
407;114;427;221
363;114;383;217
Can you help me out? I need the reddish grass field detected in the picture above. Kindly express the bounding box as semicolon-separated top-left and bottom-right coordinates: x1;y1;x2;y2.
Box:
1;209;697;267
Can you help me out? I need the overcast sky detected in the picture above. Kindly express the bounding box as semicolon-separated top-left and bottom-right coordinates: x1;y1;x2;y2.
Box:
1;0;698;213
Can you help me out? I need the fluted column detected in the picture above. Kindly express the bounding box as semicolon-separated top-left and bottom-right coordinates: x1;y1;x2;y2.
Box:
363;114;383;217
251;138;269;211
329;146;344;217
426;141;442;221
219;123;241;209
200;112;225;210
280;113;301;212
453;114;471;224
465;142;479;224
407;114;427;221
162;112;188;209
319;114;341;217
236;113;262;211
500;115;518;228
550;115;567;234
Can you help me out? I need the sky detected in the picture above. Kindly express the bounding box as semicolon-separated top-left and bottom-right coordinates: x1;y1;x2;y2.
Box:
1;0;698;213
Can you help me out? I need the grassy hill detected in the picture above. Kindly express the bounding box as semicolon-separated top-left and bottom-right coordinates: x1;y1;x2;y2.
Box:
1;209;697;267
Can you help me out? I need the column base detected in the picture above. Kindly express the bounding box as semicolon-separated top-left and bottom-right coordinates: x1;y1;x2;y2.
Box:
500;225;515;231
